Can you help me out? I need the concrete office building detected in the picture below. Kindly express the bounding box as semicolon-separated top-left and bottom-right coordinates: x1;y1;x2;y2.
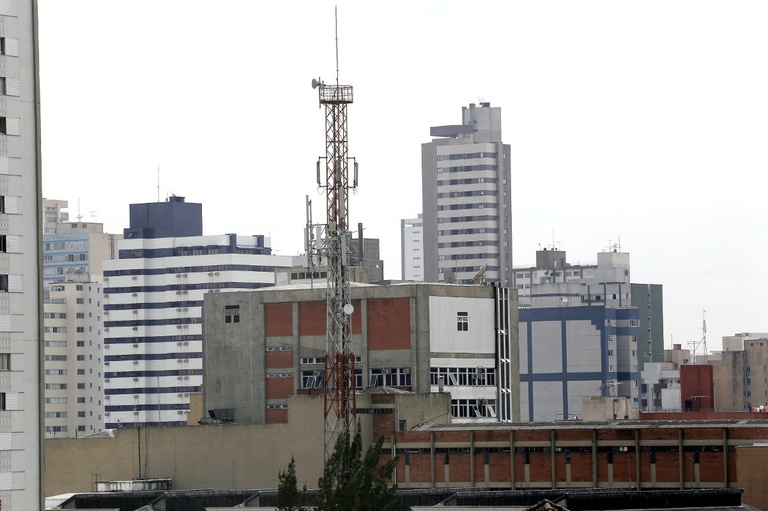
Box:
519;292;641;422
202;282;519;425
0;0;44;508
712;336;768;411
515;248;664;369
400;214;424;281
421;103;512;285
44;282;105;437
101;197;294;427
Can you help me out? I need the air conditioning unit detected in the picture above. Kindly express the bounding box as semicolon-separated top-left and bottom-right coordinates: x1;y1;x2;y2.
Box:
133;377;139;382
133;361;139;365
381;368;390;374
132;293;137;297
133;344;138;348
132;327;138;331
402;368;410;374
182;341;188;346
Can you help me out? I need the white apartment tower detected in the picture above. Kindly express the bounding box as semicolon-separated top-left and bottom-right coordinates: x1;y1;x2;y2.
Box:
421;103;512;285
44;282;105;437
400;214;423;281
0;0;43;508
102;197;293;427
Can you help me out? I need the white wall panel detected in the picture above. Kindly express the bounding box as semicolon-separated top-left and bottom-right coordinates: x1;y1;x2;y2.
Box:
428;296;494;354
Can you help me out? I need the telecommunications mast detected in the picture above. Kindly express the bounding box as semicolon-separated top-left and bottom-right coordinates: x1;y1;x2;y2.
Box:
310;6;359;461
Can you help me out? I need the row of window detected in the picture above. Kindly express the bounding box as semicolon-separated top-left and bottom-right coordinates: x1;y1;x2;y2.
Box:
437;177;498;186
438;203;499;211
437;190;499;199
437;152;497;161
430;366;496;386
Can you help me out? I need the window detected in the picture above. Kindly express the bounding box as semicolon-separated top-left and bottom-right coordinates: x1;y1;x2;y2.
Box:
0;274;7;292
224;305;240;323
457;312;468;331
0;353;9;370
0;392;5;410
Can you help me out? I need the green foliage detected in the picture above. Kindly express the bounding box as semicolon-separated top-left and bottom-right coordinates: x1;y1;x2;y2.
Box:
277;457;308;511
315;424;400;511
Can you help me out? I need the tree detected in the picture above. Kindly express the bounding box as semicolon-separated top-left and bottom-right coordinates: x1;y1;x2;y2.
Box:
315;424;400;511
277;457;308;511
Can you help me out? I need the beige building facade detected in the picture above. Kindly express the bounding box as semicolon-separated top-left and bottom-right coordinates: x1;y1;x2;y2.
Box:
712;337;768;411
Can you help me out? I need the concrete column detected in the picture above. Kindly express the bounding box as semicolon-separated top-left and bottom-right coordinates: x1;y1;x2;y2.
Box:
404;452;410;483
723;427;729;487
608;458;614;487
650;452;656;486
484;452;490;484
444;453;450;484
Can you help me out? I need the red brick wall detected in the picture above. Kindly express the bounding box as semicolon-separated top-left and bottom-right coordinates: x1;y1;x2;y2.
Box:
266;409;288;424
488;452;511;483
385;425;768;488
368;298;410;350
266;377;293;400
266;350;293;369
568;452;593;482
299;301;325;336
265;303;293;337
654;452;679;481
681;364;715;410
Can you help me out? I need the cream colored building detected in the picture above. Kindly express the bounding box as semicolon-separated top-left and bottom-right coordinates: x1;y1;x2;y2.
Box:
712;337;768;411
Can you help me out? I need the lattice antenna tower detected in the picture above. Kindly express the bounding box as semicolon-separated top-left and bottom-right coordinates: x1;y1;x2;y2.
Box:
310;6;359;462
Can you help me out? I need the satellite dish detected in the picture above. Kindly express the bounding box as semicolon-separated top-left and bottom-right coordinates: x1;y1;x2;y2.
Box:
471;263;488;283
311;77;321;89
444;270;456;284
343;303;355;315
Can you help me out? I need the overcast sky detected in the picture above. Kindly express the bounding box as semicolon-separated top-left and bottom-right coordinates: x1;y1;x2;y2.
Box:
38;1;768;353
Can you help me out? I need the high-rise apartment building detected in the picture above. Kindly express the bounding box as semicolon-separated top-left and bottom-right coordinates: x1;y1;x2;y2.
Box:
42;209;120;437
400;214;423;281
102;197;294;427
44;281;105;437
421;103;512;285
0;0;43;508
42;217;121;292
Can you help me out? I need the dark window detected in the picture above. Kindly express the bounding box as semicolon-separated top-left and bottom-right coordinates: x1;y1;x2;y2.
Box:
224;305;240;324
457;312;468;331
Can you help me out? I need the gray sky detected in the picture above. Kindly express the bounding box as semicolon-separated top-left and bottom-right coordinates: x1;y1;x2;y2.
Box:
38;1;768;353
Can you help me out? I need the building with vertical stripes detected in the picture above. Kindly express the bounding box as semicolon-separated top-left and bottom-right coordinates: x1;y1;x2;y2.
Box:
101;197;293;427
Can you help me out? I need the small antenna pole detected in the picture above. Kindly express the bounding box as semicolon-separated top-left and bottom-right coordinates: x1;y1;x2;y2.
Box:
157;165;160;202
335;6;339;85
